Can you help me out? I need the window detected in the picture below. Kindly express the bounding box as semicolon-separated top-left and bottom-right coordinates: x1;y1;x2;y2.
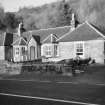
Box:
75;42;84;56
44;46;52;57
30;46;35;60
46;46;52;56
15;47;19;55
54;44;59;57
21;47;25;54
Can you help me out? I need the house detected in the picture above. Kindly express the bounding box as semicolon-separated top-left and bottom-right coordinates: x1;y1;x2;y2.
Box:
56;21;105;64
38;13;105;64
12;35;41;62
12;36;28;62
27;35;41;61
0;22;71;62
12;22;41;62
40;13;76;61
41;34;58;58
0;14;105;64
0;22;41;62
22;25;71;60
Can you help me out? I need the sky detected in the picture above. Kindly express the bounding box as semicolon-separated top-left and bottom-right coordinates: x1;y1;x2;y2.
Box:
0;0;58;12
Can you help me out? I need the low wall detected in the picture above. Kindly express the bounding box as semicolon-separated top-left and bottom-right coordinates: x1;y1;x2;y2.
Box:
0;61;21;75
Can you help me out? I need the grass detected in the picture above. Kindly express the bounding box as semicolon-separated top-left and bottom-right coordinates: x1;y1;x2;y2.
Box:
76;64;105;84
2;64;105;84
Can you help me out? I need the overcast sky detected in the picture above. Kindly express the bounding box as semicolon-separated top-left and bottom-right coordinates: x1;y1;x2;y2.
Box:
0;0;58;12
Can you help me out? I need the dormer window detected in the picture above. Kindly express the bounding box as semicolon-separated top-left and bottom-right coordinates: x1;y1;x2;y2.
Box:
45;45;52;56
51;34;58;43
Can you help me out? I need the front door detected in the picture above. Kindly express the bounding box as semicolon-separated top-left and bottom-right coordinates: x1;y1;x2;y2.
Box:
30;46;35;60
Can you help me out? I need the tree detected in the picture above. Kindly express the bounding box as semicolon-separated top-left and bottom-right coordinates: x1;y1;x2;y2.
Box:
4;12;19;31
78;0;105;26
24;16;38;30
0;4;5;30
56;0;72;26
0;20;5;30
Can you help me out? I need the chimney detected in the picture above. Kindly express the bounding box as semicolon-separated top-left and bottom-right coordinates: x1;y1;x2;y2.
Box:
70;13;75;31
18;22;23;36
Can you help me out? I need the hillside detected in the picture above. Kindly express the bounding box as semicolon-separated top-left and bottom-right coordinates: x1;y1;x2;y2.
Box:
0;0;105;33
16;0;80;30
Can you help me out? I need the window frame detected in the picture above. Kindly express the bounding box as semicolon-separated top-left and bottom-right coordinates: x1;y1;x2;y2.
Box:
21;46;26;55
15;47;20;55
44;45;52;57
54;44;59;57
75;41;84;57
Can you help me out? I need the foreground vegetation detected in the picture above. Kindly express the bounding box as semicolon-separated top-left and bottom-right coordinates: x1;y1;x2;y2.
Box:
2;64;105;84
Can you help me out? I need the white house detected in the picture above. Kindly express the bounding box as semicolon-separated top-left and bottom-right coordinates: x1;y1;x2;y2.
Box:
0;16;105;64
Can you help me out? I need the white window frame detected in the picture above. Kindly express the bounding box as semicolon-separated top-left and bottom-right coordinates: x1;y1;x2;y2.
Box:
44;45;52;57
75;41;84;58
54;44;59;57
15;47;20;55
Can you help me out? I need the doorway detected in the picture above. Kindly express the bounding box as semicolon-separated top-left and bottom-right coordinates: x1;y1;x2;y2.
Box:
30;46;35;60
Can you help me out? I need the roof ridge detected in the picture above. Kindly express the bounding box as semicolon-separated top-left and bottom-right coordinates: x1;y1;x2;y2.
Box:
42;35;51;43
12;36;27;45
86;21;105;39
28;25;71;33
12;37;20;45
42;33;59;43
57;22;86;41
22;37;28;44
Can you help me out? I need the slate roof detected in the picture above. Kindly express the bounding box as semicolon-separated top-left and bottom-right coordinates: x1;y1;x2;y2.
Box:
1;21;104;46
22;26;71;43
42;34;58;43
12;37;27;46
32;35;40;45
13;33;20;43
13;25;71;44
58;21;105;42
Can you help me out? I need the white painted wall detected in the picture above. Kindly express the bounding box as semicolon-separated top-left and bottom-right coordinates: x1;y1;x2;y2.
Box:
41;43;53;58
85;39;105;64
59;42;75;60
28;37;40;60
48;39;105;64
13;45;27;62
0;46;5;60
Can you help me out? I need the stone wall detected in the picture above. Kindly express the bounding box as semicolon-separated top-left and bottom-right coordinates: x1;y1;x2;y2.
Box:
85;39;104;64
0;61;21;75
53;39;105;64
59;42;75;59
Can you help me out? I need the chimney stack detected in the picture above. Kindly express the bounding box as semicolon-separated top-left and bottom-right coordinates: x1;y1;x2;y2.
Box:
18;22;23;36
70;13;75;31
